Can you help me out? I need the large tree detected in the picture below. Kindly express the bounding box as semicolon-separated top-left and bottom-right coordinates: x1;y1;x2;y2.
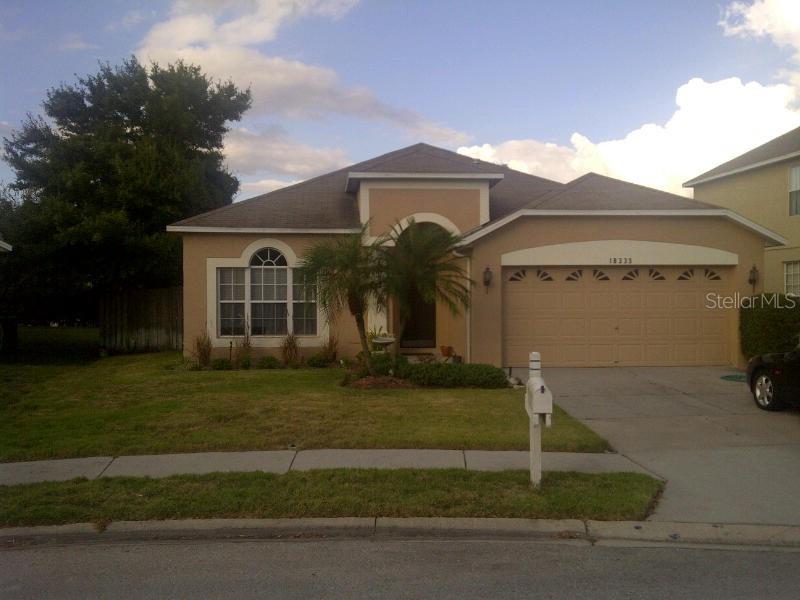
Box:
0;57;250;317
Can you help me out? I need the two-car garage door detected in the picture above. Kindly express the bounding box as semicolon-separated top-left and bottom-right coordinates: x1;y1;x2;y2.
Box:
502;266;732;367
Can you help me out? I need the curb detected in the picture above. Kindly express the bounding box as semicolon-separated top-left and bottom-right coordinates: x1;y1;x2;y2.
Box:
2;518;800;549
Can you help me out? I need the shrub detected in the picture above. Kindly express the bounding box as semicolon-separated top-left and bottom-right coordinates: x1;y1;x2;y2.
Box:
403;362;508;388
233;328;252;370
281;333;300;368
307;353;333;368
257;355;281;369
193;329;212;369
307;335;339;368
740;294;800;357
359;352;408;378
211;358;232;371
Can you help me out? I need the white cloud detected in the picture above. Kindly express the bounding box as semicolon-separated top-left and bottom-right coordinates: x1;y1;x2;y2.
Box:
721;0;800;88
459;77;800;195
238;177;300;198
136;0;468;145
224;126;348;177
59;33;98;51
720;0;800;48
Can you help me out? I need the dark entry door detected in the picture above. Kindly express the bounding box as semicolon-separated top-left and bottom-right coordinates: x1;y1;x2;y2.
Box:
401;292;436;348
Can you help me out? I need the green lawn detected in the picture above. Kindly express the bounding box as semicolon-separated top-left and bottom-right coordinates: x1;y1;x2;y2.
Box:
0;329;610;461
0;470;661;527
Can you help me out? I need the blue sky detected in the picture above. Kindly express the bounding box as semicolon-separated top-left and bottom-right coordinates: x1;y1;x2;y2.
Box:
2;0;800;196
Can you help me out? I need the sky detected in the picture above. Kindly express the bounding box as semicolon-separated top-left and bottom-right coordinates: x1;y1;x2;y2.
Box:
2;0;800;198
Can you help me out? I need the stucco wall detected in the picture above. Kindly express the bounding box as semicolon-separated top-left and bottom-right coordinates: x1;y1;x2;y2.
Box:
693;161;800;292
180;233;361;360
467;215;767;368
361;183;484;236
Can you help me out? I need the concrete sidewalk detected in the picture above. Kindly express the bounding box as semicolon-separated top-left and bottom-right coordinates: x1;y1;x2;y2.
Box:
0;449;653;486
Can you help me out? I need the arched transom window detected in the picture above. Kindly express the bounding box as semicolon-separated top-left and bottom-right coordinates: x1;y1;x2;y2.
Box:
216;247;316;337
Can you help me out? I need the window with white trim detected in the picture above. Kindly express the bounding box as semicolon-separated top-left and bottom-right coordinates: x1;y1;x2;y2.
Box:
217;268;246;335
790;166;800;216
216;247;317;337
785;261;800;296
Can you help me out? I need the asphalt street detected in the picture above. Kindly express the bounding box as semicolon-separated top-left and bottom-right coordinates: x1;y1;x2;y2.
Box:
2;537;799;599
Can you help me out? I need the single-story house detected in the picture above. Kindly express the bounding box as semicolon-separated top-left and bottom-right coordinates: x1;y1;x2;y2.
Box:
168;143;785;368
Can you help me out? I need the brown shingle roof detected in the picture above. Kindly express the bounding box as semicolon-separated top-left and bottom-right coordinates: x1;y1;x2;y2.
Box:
170;143;562;229
684;125;800;187
528;173;718;210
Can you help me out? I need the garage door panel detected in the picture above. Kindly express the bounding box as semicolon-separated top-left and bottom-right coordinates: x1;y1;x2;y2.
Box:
589;317;617;337
561;293;586;310
618;344;645;364
559;318;587;337
502;265;733;367
618;293;643;309
618;317;644;336
532;318;560;337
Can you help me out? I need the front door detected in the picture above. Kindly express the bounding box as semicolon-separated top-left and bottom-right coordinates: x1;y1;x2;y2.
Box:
401;291;436;348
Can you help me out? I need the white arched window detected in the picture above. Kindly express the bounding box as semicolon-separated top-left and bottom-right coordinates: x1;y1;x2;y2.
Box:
216;247;316;337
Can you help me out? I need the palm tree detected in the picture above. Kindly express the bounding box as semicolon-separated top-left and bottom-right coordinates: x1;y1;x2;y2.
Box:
380;219;472;362
297;225;384;376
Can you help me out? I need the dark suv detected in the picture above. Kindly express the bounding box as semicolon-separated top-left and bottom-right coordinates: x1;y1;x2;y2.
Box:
747;352;800;411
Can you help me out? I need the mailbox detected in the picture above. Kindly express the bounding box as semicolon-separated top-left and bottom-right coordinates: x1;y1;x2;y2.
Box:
525;352;553;427
525;351;554;487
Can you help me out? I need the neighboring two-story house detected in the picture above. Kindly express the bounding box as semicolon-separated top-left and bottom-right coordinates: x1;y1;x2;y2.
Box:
169;143;784;368
685;126;800;296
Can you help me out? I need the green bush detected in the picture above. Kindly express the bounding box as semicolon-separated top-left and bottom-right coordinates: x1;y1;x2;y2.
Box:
740;294;800;357
238;356;251;370
257;355;281;370
211;358;232;371
403;362;508;388
359;353;409;377
307;353;334;368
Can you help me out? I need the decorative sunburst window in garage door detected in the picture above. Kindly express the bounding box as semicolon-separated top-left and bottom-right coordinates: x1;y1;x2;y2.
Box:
536;269;554;281
704;269;722;280
508;269;527;282
592;269;610;281
678;268;695;280
565;269;583;281
648;268;666;281
622;269;639;281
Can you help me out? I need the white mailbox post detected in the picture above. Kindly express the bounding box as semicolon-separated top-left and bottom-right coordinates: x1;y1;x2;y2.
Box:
524;351;553;486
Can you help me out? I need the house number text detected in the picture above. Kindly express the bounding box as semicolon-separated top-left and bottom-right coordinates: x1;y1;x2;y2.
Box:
608;257;633;264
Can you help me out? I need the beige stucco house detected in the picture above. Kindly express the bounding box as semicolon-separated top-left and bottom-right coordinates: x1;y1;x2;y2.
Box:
168;143;784;368
685;126;800;296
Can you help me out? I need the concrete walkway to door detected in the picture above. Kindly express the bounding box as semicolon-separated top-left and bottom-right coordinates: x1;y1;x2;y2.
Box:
539;366;800;525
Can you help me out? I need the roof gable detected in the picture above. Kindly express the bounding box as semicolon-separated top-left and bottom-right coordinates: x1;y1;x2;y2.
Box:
529;173;717;211
169;143;562;230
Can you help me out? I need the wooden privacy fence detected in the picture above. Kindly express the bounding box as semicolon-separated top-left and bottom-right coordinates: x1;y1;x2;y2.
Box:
99;287;183;352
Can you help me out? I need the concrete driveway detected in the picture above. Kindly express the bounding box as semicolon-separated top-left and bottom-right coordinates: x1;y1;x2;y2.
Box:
542;367;800;525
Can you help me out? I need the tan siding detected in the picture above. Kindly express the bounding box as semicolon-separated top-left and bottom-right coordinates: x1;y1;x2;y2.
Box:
367;186;481;235
693;161;800;293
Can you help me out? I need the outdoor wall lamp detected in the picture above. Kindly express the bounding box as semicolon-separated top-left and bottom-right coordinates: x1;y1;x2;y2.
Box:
748;265;759;294
483;266;493;292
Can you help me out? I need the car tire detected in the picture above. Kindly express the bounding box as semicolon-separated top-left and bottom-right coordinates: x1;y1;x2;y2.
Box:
751;369;786;411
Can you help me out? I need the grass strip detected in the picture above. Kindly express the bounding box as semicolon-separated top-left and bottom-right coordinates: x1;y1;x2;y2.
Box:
0;469;662;527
